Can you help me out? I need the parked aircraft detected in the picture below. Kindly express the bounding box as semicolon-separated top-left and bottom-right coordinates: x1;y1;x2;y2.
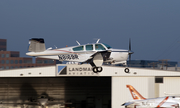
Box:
0;94;70;108
122;85;180;108
26;94;70;108
26;38;133;73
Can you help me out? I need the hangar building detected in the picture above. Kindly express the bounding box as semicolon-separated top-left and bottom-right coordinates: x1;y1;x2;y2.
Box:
0;64;180;108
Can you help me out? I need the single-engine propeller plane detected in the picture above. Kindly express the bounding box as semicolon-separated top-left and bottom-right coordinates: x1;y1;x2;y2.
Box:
26;38;134;73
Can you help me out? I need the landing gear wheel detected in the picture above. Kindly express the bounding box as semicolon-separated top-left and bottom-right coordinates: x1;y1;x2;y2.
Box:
92;67;103;73
92;67;98;73
124;68;130;73
98;67;103;72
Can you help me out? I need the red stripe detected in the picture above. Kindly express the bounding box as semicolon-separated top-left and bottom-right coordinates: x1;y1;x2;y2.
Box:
157;96;169;107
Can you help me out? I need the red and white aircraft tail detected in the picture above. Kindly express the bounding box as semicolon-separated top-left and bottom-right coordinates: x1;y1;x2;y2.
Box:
126;85;146;100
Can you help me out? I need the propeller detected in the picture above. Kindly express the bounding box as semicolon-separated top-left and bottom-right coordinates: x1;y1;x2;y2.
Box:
128;38;134;66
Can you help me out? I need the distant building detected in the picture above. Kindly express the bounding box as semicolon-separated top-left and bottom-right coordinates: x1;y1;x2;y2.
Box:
127;60;178;70
0;39;58;70
0;39;7;51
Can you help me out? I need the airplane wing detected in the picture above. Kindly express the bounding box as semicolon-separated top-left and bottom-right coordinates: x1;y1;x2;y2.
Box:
122;101;147;107
47;102;72;106
36;55;59;60
85;50;111;67
122;101;179;107
156;102;179;107
122;100;146;107
92;50;111;61
0;102;38;107
122;102;134;106
0;98;39;107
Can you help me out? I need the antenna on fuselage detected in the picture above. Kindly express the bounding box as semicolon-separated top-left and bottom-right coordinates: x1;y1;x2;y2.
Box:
54;45;57;49
96;39;100;43
76;41;81;45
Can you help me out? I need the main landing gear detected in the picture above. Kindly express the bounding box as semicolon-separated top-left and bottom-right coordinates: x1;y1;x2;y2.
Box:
92;67;103;73
124;68;130;73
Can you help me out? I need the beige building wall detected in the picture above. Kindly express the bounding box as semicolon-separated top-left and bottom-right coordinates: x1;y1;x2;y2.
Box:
158;77;180;97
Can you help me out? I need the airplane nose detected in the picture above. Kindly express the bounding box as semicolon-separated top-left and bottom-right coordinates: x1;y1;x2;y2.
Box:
128;50;134;63
128;38;134;56
128;50;134;54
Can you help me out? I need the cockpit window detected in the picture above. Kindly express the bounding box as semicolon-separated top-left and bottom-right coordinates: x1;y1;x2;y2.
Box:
73;46;84;51
102;43;111;49
95;44;106;50
86;45;93;51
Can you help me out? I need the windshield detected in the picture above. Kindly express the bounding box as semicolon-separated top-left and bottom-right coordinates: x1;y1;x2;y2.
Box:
95;44;106;50
102;43;112;49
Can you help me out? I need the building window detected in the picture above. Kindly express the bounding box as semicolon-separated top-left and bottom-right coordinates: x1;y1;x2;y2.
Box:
1;54;4;58
10;60;13;64
48;60;54;64
10;66;13;69
19;60;22;64
10;53;19;57
6;60;9;64
1;60;5;64
15;60;18;64
6;66;9;69
6;54;9;58
155;77;163;83
44;60;48;64
0;41;6;46
37;60;43;64
24;60;32;64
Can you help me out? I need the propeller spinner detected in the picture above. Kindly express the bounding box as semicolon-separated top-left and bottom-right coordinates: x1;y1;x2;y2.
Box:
128;38;134;65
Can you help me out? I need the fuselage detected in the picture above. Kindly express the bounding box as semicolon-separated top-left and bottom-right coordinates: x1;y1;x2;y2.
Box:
127;96;180;107
26;43;130;64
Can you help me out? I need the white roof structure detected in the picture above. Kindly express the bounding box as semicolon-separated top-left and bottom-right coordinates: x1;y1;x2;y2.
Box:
0;64;180;77
1;64;180;108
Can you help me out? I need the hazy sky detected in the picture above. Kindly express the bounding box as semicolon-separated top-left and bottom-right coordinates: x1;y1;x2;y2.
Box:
0;0;180;62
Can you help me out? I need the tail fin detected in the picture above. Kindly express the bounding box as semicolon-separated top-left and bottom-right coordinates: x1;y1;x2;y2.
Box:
28;38;46;52
126;85;146;100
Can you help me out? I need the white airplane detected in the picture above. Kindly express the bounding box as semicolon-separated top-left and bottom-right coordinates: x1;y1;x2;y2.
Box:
122;85;180;108
0;94;70;108
26;95;55;107
25;94;71;108
26;38;134;73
